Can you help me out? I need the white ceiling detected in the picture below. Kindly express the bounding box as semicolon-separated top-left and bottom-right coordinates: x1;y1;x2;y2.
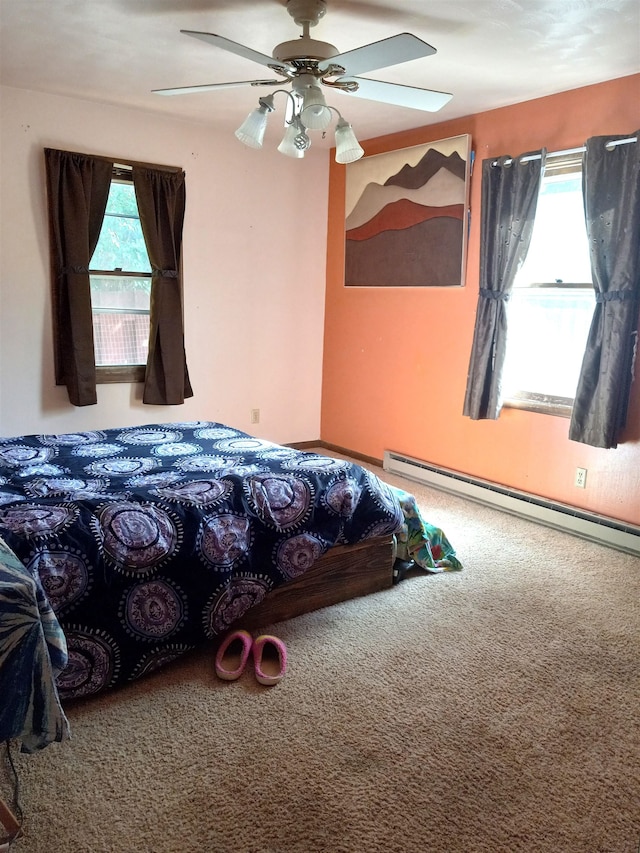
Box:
1;0;639;147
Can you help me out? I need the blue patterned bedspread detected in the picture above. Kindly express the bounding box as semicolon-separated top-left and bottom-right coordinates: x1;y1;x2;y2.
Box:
0;422;404;719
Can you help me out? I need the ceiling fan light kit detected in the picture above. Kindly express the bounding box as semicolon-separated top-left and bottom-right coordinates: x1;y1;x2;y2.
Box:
234;98;274;149
277;119;307;158
233;88;361;163
154;0;453;164
298;80;333;130
333;117;365;164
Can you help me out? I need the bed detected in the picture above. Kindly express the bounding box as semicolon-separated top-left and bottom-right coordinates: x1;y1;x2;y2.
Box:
0;421;462;755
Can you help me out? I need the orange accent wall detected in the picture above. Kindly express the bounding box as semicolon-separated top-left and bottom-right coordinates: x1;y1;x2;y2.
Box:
322;74;640;526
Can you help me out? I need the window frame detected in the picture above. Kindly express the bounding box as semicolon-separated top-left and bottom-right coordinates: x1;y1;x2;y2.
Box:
46;151;183;391
90;166;151;384
502;153;593;418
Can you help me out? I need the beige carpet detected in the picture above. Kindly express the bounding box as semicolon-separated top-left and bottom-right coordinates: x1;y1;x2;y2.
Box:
3;463;639;853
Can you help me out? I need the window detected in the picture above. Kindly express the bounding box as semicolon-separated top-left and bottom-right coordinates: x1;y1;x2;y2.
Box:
502;155;595;416
45;148;190;407
90;171;151;383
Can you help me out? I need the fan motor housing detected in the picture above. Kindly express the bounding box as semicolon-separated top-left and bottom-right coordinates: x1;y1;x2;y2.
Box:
273;37;339;63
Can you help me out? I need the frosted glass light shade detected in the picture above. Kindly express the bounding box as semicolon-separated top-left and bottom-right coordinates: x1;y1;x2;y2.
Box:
277;122;306;158
300;85;332;130
235;105;270;149
334;119;364;163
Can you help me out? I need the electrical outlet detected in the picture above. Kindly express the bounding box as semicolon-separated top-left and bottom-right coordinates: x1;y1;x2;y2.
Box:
575;467;587;488
250;408;260;425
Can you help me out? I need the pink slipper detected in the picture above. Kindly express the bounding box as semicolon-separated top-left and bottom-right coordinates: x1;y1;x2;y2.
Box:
215;629;253;681
252;635;287;686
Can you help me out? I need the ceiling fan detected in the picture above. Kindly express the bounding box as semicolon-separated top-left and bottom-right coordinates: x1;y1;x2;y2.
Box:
153;0;453;161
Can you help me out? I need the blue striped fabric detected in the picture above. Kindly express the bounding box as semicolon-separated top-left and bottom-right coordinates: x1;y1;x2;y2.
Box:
0;535;70;753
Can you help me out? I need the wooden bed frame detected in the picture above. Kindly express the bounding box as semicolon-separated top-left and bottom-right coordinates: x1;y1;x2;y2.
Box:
237;535;398;630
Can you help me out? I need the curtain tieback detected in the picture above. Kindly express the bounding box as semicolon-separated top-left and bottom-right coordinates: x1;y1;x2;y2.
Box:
480;288;511;301
151;267;178;278
595;290;636;303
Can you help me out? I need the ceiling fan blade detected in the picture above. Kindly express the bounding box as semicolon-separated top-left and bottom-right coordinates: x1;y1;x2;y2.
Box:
320;33;436;77
181;30;292;72
153;79;283;96
338;77;452;112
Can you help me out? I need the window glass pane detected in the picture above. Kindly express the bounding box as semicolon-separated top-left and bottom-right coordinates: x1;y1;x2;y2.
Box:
503;287;594;398
105;181;139;217
93;314;150;367
90;275;151;310
514;173;592;286
91;182;151;273
90;275;150;366
503;162;595;409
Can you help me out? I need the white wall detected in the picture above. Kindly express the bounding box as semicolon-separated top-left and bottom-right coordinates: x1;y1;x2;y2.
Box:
0;86;329;442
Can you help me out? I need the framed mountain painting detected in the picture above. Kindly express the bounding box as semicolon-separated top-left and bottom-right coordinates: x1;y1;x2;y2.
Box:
344;134;472;287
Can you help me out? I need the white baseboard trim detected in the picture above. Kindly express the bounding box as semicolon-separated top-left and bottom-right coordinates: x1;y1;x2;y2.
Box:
383;450;640;558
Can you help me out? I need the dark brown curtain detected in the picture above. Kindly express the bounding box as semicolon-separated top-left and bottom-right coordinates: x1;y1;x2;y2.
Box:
45;149;113;406
133;167;193;405
569;133;640;449
463;150;546;419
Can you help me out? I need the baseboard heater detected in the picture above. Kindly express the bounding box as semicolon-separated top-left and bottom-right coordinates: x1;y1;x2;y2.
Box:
383;450;640;558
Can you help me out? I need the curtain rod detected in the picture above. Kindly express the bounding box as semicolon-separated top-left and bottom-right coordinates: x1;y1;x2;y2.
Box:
493;135;637;166
113;160;182;173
